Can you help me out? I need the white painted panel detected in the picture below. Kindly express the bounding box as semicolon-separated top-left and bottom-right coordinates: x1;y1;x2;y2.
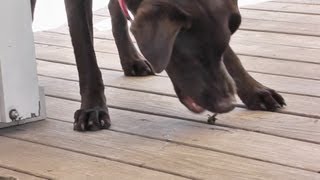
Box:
0;88;46;128
0;0;40;123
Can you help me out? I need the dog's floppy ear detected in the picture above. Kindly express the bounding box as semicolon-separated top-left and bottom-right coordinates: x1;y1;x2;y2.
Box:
131;2;190;73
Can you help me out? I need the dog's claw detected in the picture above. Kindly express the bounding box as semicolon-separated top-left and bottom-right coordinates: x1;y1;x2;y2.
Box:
123;59;154;76
240;87;286;112
73;107;111;131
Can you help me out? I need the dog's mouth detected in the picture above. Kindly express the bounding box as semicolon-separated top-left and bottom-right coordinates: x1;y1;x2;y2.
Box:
173;82;235;114
181;95;236;114
181;96;205;113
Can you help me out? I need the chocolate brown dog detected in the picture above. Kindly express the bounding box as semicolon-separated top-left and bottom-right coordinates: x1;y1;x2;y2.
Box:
31;0;285;131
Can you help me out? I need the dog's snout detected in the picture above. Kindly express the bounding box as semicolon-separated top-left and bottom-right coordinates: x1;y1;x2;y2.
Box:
214;96;236;113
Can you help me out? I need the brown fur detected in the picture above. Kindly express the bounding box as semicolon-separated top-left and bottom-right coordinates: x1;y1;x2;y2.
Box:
31;0;285;131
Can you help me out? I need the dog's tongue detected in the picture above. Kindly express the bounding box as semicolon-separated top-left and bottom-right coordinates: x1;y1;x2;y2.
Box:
182;96;205;113
118;0;132;21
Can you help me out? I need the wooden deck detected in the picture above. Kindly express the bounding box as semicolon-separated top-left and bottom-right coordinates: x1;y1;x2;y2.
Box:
1;0;320;179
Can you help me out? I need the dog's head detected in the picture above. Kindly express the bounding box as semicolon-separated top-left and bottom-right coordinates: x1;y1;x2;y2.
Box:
131;0;241;113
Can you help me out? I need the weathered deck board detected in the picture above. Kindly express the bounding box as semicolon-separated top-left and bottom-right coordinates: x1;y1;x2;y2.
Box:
235;31;320;49
1;1;319;179
35;30;320;65
240;9;320;24
242;1;320;15
275;0;320;4
35;44;320;80
240;56;319;80
37;60;320;118
38;76;320;143
1;120;320;180
240;18;320;36
42;96;320;172
232;41;320;64
0;168;45;180
0;136;186;180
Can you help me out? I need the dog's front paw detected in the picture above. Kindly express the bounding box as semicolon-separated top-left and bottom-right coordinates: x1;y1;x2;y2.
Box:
239;86;286;112
73;107;111;131
122;58;155;76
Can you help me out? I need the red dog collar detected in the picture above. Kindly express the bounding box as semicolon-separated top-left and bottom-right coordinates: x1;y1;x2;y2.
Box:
118;0;132;21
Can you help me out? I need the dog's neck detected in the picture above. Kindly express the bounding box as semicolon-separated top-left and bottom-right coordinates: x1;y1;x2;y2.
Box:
118;0;132;21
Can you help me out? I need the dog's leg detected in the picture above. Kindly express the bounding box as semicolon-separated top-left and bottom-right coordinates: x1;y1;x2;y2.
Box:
108;0;154;76
64;0;110;131
223;46;286;111
30;0;36;20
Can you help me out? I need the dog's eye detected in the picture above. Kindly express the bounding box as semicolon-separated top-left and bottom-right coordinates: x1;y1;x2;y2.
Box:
229;13;241;34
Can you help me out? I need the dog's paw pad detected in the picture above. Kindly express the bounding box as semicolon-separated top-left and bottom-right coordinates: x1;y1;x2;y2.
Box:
124;60;154;76
73;107;111;131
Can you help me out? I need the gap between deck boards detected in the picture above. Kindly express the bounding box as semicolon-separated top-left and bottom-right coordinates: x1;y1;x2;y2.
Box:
1;116;320;178
0;165;50;180
274;0;320;5
241;1;320;15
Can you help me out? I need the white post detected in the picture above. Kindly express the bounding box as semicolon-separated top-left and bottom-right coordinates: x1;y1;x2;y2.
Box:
0;0;46;128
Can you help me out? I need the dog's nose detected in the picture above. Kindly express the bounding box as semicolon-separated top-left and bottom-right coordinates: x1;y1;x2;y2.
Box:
212;96;236;113
229;13;241;34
